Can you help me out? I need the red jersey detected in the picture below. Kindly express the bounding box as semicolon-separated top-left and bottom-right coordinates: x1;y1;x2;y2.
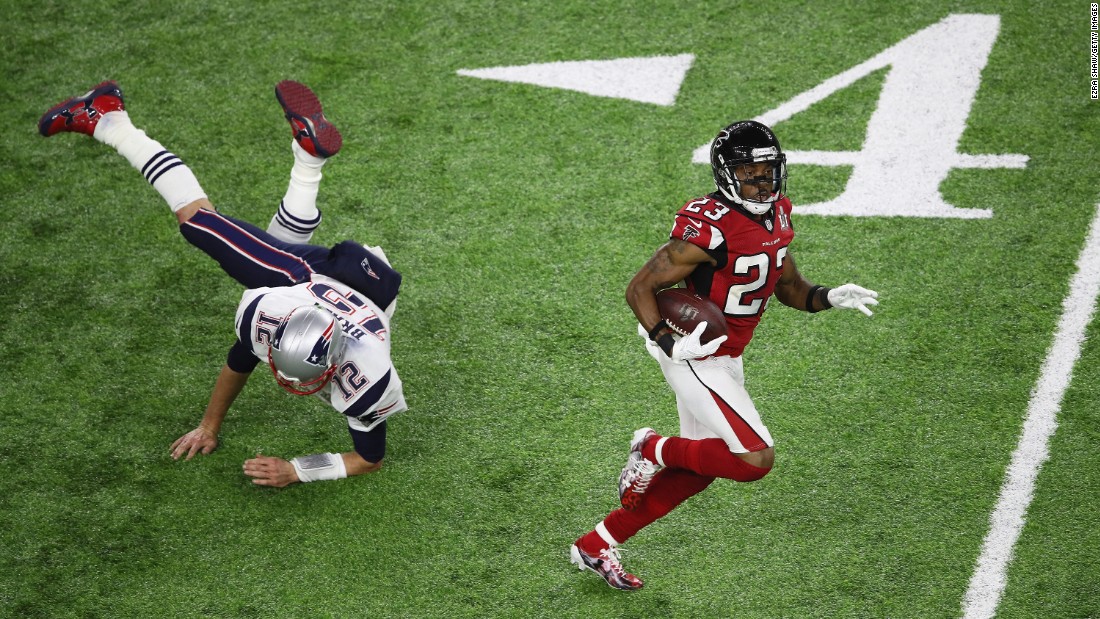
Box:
669;193;795;358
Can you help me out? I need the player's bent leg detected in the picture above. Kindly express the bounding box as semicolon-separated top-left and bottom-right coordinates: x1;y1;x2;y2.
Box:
179;209;330;289
175;199;213;224
647;436;771;481
662;356;773;451
573;468;715;589
634;356;775;481
737;445;774;470
609;468;716;540
645;438;770;482
674;391;776;471
658;354;773;448
267;81;342;244
40;82;209;217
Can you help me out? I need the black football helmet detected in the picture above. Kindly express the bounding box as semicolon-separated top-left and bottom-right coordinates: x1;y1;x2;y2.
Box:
710;120;787;215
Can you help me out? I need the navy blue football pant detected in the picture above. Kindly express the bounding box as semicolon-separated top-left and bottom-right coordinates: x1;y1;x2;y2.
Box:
178;209;401;309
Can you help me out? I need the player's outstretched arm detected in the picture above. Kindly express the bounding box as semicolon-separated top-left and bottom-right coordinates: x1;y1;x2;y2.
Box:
170;364;252;461
773;252;879;316
243;452;382;487
773;251;818;310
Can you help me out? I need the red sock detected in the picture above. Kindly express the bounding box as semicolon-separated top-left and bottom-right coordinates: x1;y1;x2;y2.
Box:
660;437;771;481
576;529;609;554
641;434;659;463
602;468;715;545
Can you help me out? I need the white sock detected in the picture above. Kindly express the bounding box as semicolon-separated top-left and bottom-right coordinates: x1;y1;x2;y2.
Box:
654;437;669;467
267;141;325;243
595;521;620;547
94;111;207;213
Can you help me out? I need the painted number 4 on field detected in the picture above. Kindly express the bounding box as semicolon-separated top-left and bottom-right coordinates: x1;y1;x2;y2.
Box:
460;14;1027;220
691;14;1028;219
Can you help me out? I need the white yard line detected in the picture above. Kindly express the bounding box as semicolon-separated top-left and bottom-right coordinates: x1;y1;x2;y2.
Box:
961;202;1100;619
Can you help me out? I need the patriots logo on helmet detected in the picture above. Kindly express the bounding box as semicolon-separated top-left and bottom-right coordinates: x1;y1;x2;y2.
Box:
305;331;332;367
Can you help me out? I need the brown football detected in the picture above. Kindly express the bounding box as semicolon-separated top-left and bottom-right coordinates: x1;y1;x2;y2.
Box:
656;288;729;343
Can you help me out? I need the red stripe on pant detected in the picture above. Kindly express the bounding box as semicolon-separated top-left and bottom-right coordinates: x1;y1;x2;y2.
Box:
707;384;769;452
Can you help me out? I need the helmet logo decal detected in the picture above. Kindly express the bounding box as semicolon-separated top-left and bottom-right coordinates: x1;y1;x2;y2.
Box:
713;128;732;151
271;318;289;349
305;321;334;368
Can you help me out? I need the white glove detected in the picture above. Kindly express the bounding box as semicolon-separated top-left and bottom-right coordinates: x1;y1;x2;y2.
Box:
827;284;879;316
669;322;727;363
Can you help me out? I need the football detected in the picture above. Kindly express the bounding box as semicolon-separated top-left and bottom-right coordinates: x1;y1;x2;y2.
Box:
655;288;728;343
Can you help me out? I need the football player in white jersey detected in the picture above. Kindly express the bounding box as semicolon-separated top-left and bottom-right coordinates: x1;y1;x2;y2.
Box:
40;81;405;487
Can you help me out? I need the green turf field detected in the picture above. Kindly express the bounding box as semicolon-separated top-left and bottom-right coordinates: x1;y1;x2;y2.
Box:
3;1;1098;617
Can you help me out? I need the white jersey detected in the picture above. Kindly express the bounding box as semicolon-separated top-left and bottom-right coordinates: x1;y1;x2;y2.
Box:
233;274;405;433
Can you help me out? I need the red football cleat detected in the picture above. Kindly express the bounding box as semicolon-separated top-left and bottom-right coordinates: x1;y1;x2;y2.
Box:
275;80;342;158
39;81;125;138
570;542;644;591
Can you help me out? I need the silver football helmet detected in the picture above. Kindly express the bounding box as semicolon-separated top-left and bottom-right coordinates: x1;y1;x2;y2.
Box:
267;304;347;395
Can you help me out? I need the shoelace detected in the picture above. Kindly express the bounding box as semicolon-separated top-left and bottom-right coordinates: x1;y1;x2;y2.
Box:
629;459;659;494
599;547;630;577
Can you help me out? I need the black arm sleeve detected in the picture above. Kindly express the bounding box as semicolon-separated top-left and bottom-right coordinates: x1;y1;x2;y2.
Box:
226;339;261;374
348;420;387;463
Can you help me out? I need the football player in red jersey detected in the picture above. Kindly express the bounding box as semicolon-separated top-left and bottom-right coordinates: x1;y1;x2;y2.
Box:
571;121;879;590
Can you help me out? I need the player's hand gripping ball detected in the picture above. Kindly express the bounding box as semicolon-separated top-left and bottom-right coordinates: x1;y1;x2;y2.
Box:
656;288;728;344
